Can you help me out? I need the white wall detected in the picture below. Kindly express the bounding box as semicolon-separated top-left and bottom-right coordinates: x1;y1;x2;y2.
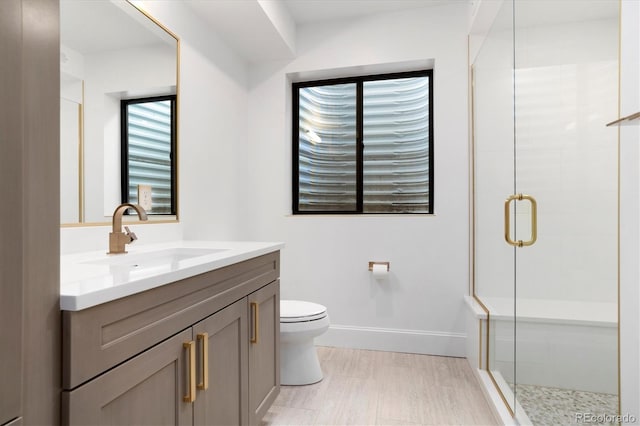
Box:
515;20;618;303
246;3;470;356
620;0;640;421
475;17;619;303
133;1;251;241
60;97;81;224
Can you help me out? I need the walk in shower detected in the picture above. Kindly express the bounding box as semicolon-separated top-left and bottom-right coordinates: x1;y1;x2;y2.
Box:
471;1;619;424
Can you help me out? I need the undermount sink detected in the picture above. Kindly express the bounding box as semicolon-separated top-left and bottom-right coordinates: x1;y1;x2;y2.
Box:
83;247;227;269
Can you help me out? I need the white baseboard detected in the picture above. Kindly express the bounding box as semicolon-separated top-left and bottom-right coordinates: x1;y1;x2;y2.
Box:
314;324;466;357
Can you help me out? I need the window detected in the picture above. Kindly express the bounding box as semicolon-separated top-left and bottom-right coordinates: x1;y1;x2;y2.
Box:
292;70;433;214
121;95;176;215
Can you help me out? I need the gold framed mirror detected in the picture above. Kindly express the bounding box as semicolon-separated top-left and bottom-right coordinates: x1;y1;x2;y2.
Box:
60;0;179;226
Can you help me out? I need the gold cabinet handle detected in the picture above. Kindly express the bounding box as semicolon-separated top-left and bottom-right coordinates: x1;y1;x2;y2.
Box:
183;341;196;403
197;332;209;390
250;302;259;344
504;193;538;247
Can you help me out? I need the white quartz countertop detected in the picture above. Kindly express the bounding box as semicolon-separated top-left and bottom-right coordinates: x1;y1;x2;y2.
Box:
60;241;284;311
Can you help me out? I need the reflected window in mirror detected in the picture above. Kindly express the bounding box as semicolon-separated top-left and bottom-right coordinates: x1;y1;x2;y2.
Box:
121;95;177;215
60;0;179;225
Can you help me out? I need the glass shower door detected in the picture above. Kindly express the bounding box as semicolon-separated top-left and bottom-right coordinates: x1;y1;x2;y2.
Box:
512;0;619;423
472;0;518;414
474;0;619;422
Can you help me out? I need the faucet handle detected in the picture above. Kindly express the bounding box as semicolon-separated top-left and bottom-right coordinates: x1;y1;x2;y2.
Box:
124;226;138;242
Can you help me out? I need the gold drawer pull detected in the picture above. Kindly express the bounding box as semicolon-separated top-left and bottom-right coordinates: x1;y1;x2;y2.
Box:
183;341;196;403
250;302;259;344
197;332;209;390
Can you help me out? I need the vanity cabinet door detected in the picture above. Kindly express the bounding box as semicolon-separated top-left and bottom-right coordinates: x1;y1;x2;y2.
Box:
62;329;193;426
193;298;249;426
248;280;280;425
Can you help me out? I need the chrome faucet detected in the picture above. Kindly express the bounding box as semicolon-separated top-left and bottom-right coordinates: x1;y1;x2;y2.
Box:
108;203;148;254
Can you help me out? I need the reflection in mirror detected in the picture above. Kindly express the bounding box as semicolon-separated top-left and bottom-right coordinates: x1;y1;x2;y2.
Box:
60;80;83;223
60;0;178;225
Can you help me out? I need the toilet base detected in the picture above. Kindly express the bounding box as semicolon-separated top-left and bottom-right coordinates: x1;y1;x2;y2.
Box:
280;341;323;385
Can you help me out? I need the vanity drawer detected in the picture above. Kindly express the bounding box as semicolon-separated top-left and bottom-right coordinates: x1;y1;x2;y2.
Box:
62;251;279;390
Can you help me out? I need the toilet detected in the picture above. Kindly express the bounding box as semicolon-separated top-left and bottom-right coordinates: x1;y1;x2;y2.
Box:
280;300;330;385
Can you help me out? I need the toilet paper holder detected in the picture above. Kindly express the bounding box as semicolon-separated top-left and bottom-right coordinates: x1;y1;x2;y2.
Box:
368;261;390;271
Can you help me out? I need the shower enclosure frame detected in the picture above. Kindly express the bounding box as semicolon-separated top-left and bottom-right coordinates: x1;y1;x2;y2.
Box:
468;0;621;421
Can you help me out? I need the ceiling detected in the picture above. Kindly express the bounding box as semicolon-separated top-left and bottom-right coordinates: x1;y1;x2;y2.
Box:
184;0;463;64
60;0;173;55
282;0;458;25
62;0;619;66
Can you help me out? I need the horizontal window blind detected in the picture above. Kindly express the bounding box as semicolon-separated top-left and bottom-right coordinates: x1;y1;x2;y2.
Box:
123;97;175;214
294;71;432;214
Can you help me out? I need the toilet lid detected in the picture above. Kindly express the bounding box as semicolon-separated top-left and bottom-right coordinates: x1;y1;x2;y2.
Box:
280;300;327;323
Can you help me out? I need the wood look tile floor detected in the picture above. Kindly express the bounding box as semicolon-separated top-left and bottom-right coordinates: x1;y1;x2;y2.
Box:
263;346;499;426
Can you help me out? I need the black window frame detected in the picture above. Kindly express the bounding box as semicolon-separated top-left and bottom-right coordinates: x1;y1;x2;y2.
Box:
120;94;177;215
292;69;434;215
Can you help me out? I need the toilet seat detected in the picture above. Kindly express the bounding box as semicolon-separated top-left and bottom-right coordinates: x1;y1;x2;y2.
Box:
281;300;327;323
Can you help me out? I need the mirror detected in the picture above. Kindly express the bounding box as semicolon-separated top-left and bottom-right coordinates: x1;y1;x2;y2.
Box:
60;0;179;225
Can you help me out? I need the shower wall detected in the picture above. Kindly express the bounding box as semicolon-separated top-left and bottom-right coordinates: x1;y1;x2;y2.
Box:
476;17;618;304
513;17;618;303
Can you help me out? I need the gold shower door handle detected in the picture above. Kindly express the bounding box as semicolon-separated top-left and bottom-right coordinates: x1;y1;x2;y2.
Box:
250;302;259;344
197;332;209;390
504;194;538;247
183;341;196;403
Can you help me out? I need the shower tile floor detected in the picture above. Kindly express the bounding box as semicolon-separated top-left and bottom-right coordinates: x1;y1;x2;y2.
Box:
515;384;618;426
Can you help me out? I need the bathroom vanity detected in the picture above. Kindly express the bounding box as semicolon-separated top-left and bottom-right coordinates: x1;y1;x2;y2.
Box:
60;242;282;425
